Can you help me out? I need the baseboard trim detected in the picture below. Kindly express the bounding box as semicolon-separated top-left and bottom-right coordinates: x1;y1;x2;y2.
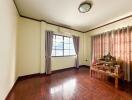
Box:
52;67;76;74
5;78;19;100
52;65;90;74
5;65;89;99
79;65;90;68
18;73;45;81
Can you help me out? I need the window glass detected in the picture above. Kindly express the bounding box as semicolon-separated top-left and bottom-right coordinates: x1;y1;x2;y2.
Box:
56;42;63;49
53;35;56;42
64;37;70;43
64;50;69;56
56;35;63;43
70;44;74;50
56;50;63;56
64;43;70;50
52;34;76;56
52;50;55;56
52;41;56;49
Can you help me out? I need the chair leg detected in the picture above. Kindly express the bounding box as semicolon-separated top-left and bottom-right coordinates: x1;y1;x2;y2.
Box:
115;77;118;88
90;69;92;77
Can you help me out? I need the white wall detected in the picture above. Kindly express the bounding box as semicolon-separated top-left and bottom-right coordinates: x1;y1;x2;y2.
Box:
84;16;132;66
17;17;85;76
0;0;18;99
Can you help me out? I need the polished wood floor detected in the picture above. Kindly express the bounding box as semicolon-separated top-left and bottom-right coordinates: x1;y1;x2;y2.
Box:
7;67;132;100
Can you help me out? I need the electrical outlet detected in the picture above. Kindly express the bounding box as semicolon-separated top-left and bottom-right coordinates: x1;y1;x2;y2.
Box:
85;58;88;62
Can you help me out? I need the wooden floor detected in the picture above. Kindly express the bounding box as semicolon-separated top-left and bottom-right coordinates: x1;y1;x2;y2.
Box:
7;67;132;100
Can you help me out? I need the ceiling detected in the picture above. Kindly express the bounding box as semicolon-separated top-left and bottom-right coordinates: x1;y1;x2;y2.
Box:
14;0;132;32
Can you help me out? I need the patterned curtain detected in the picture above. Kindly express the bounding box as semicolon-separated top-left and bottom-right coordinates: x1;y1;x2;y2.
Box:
91;26;132;81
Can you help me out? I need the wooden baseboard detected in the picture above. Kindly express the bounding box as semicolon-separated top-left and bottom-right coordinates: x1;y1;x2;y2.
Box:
18;73;46;81
5;73;46;99
52;65;90;74
52;67;76;74
79;65;90;68
5;65;89;99
5;78;19;100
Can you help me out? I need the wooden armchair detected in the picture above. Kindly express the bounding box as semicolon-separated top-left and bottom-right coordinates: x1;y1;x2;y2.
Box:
90;58;123;88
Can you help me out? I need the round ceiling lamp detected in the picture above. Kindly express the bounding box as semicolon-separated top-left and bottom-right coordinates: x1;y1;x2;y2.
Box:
78;1;92;13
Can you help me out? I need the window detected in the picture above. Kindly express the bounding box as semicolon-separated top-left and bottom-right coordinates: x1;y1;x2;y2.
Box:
52;34;76;57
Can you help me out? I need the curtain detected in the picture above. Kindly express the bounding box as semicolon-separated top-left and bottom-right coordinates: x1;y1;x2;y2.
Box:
92;35;101;61
91;26;132;81
101;32;112;56
45;31;53;74
92;31;112;62
112;27;132;81
73;35;80;68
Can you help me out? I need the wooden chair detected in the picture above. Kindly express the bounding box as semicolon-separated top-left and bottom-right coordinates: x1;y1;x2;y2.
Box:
90;63;123;88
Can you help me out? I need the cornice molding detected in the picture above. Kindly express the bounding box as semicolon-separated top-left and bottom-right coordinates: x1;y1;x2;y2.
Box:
13;0;132;33
13;0;85;33
86;15;132;33
13;0;21;15
20;15;84;33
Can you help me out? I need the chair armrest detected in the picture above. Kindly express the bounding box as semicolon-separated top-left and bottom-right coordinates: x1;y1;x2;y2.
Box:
114;65;120;75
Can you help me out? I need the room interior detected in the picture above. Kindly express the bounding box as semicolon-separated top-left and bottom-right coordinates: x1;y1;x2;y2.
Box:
1;0;132;100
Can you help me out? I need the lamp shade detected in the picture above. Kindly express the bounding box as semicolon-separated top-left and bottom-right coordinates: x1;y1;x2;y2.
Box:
78;2;92;13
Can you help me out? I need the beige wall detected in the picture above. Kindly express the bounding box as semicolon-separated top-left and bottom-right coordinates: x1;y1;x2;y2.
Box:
17;18;41;76
0;0;18;99
17;17;86;76
84;16;132;66
83;33;91;66
1;1;132;99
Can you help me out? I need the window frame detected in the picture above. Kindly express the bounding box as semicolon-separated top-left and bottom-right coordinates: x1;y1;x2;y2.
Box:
52;34;76;57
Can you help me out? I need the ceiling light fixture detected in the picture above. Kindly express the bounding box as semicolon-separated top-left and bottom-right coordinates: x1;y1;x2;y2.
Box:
78;1;92;13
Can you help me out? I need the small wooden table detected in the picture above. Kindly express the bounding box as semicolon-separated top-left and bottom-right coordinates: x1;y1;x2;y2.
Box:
90;65;122;88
